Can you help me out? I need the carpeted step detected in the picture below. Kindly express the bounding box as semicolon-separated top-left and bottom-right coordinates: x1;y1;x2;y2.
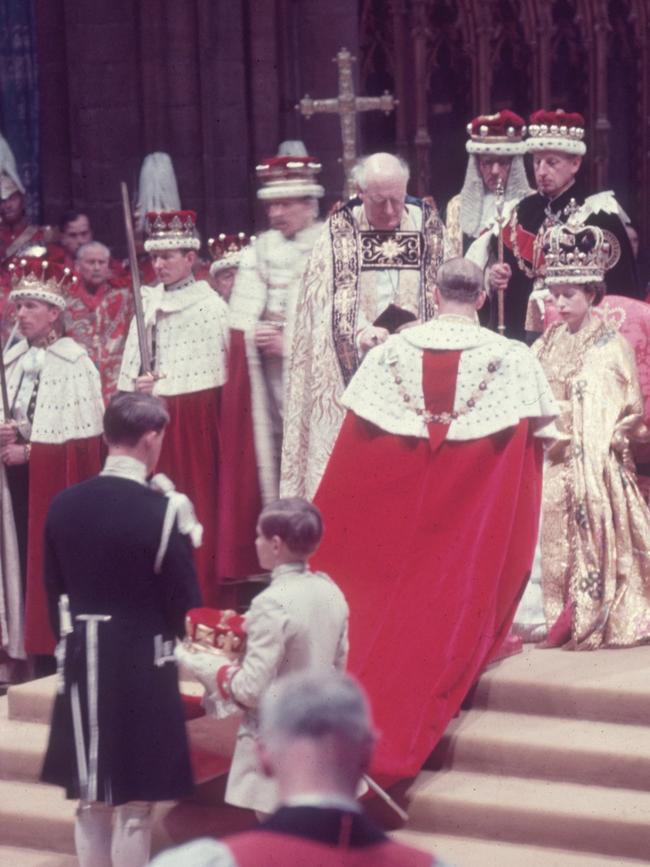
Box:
406;769;650;860
7;676;56;725
0;777;255;858
4;678;238;788
0;702;48;782
394;830;650;867
0;779;77;854
0;846;78;866
432;708;650;790
475;646;650;724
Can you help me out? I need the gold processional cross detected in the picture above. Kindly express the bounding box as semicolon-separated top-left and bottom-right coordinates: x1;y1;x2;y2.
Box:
296;47;398;200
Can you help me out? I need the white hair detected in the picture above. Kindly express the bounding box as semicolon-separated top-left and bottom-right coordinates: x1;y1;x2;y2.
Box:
259;671;373;749
76;240;110;261
352;152;410;192
459;154;531;238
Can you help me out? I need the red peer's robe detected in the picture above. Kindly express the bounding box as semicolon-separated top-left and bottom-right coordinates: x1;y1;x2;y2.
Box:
313;348;544;781
2;336;105;655
216;330;263;581
154;389;222;606
25;439;101;654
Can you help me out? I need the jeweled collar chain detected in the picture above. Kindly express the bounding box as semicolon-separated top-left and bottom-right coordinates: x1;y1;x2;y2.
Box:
164;275;196;293
387;348;501;425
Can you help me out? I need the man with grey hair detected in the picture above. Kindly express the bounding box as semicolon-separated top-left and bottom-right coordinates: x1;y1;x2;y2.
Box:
282;151;449;500
65;240;133;400
149;672;448;866
310;257;556;782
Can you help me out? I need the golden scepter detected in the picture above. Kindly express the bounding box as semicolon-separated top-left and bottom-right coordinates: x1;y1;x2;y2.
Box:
494;178;506;335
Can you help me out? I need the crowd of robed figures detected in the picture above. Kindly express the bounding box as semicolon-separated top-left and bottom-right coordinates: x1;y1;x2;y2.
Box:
1;107;650;793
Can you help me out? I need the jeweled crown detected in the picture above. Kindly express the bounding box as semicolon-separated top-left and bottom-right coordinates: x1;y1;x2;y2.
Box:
208;232;256;274
526;109;586;155
542;203;610;285
465;110;526;155
8;257;75;309
144;209;201;252
256;155;324;201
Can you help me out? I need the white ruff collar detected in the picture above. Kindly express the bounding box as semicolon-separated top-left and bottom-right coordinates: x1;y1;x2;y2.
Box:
101;455;148;485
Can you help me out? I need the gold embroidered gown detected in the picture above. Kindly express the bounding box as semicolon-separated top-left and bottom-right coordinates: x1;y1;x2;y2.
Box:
534;316;650;649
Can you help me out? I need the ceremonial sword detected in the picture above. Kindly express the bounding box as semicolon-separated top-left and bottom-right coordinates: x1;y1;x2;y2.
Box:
120;181;152;375
0;329;10;423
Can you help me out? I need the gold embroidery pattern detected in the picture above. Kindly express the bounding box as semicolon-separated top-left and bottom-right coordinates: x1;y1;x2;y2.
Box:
330;206;361;385
330;200;444;385
359;231;422;269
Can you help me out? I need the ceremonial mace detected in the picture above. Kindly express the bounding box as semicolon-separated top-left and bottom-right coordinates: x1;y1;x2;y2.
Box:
494;179;506;335
120;182;152;375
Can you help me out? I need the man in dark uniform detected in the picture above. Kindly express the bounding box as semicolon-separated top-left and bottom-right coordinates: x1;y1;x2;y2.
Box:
40;392;202;867
473;109;640;342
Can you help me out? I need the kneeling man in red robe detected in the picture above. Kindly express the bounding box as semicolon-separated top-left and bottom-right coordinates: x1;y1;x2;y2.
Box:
312;257;557;782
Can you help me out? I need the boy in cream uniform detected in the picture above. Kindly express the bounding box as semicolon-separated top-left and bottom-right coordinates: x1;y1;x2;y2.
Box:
182;497;349;816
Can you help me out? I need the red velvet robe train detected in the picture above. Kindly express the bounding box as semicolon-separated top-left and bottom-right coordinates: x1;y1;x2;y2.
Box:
154;389;222;607
25;438;101;655
216;330;263;582
312;350;543;780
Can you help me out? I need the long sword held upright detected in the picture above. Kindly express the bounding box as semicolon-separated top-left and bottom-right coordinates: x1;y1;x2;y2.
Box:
120;182;152;375
0;329;10;423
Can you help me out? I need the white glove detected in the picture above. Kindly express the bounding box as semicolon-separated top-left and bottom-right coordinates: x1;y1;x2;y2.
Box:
174;643;231;691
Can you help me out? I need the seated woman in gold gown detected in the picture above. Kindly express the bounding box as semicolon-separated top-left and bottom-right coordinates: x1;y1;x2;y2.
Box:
527;213;650;650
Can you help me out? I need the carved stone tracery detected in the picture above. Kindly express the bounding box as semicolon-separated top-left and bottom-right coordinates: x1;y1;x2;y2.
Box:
359;0;650;252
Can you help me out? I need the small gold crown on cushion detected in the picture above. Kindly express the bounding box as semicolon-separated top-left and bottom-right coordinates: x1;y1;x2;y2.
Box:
543;202;610;284
8;257;76;309
183;607;247;656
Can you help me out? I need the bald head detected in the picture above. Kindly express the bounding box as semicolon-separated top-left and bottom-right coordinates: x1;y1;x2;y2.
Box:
435;256;486;311
354;153;410;231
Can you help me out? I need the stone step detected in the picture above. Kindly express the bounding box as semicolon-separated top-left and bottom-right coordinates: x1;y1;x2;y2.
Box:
431;708;650;790
406;769;650;860
0;846;78;866
474;646;650;724
395;831;650;867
